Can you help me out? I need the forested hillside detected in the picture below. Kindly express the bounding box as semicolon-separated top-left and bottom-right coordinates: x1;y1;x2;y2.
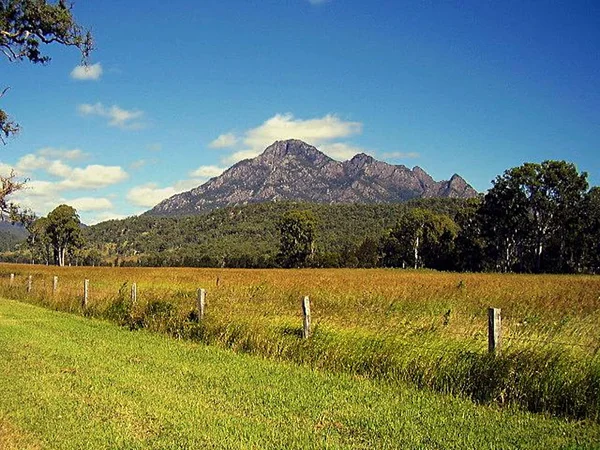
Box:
82;198;471;268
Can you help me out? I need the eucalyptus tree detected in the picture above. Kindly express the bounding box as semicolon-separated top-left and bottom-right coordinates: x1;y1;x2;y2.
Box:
277;210;317;268
46;204;83;266
480;161;588;272
383;208;458;269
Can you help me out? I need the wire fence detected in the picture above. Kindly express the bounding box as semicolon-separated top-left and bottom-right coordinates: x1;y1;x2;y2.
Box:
1;271;598;356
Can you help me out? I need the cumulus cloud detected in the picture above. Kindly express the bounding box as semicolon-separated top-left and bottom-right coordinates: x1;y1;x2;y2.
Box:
215;113;365;164
209;133;238;149
78;102;145;130
70;63;103;81
245;113;361;154
37;148;87;160
189;165;225;178
59;165;129;189
126;171;219;209
68;197;113;212
127;183;178;207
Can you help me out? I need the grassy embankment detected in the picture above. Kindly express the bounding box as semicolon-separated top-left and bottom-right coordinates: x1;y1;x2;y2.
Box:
1;299;599;449
1;264;599;421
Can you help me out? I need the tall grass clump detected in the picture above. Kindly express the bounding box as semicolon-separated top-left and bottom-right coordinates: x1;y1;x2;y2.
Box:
0;264;598;421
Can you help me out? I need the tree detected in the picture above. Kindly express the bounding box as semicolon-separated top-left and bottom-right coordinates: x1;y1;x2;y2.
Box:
1;1;92;218
479;161;588;273
27;215;51;264
382;208;458;269
277;210;317;268
46;204;83;266
582;187;600;273
0;170;25;218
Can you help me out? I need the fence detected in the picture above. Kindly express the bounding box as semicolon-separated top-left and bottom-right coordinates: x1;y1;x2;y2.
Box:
1;272;523;354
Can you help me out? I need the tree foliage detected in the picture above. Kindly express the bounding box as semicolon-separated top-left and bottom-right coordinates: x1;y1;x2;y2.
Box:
277;210;317;268
382;208;458;269
480;161;588;273
42;204;83;266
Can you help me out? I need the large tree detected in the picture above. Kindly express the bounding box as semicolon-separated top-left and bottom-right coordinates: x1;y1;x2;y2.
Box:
480;160;588;273
46;204;83;266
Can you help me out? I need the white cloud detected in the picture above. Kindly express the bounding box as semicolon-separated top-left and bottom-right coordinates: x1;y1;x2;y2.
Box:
216;113;364;164
70;63;103;81
127;183;178;207
245;113;361;154
68;197;113;212
13;154;47;174
189;165;225;178
59;165;129;189
209;133;238;149
37;148;87;160
126;174;212;208
47;160;72;178
223;150;260;165
381;151;420;160
78;102;145;130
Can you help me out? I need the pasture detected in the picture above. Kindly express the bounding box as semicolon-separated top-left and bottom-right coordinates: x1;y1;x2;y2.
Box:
1;299;599;449
1;264;599;421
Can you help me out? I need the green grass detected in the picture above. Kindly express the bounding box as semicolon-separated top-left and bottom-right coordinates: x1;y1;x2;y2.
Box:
1;298;599;449
1;265;599;421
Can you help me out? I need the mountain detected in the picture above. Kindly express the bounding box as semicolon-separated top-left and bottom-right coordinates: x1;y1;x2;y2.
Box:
147;139;477;216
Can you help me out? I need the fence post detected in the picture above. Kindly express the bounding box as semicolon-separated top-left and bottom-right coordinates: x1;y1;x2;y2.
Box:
53;276;58;294
9;273;14;287
131;282;137;305
27;275;32;293
302;296;311;339
197;288;206;320
488;307;501;353
82;279;89;309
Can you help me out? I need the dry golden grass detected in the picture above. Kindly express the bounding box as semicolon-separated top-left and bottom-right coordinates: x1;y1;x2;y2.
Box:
2;264;598;350
2;263;599;420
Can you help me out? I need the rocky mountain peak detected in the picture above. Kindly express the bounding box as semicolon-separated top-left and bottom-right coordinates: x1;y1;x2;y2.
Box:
146;140;477;216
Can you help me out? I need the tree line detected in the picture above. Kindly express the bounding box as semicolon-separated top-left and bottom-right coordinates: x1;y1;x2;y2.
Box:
279;160;599;273
4;159;598;274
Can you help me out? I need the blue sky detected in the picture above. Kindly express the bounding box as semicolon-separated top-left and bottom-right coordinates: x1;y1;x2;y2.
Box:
1;0;599;224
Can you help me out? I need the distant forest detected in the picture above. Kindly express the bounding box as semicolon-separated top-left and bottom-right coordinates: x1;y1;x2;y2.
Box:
2;160;599;274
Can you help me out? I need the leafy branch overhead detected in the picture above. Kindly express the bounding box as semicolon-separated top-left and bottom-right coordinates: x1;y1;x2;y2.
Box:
0;0;93;142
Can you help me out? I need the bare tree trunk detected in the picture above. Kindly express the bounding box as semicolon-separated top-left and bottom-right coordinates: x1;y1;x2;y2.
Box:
414;236;419;269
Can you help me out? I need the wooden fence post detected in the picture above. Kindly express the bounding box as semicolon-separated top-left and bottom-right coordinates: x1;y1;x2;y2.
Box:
302;296;311;339
488;307;501;353
82;279;89;309
197;288;206;320
53;276;58;294
27;275;32;293
9;273;14;287
131;282;137;305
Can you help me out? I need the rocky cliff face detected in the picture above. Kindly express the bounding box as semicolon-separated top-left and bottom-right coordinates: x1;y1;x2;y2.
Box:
147;139;477;216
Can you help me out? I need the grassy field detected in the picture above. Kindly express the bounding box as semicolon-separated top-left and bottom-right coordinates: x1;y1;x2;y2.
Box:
1;298;599;449
1;263;599;420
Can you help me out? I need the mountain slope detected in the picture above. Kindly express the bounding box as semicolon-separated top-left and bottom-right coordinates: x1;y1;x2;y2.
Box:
147;139;477;216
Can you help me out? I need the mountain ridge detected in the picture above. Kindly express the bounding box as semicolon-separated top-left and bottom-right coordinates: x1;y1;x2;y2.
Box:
147;139;477;216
